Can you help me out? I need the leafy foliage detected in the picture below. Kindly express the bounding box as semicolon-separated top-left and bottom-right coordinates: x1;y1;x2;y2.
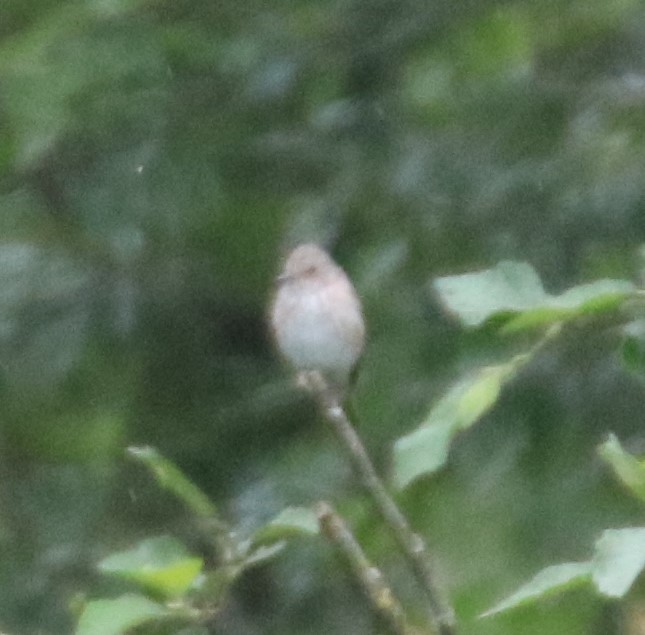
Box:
250;506;320;548
394;262;638;489
433;261;634;331
97;536;203;598
393;355;527;488
75;449;321;635
481;430;645;617
3;0;645;634
481;563;593;617
76;595;167;635
128;447;219;519
396;261;645;619
598;434;645;503
483;526;645;616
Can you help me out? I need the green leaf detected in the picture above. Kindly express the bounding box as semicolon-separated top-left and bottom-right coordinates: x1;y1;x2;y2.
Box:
598;434;645;503
127;446;218;519
98;535;203;598
504;279;634;332
592;527;645;598
242;542;287;568
433;261;547;327
455;363;516;427
251;506;319;547
392;420;454;490
481;562;592;617
501;305;579;332
75;594;167;635
549;279;635;311
481;526;645;616
393;358;523;489
433;261;634;331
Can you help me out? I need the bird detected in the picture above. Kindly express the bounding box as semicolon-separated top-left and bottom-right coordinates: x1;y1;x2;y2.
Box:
269;243;365;398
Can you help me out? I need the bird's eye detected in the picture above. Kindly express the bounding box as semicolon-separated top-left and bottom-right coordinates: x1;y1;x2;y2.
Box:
305;265;317;275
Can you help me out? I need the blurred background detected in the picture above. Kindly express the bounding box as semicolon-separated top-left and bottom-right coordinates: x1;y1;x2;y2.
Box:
2;0;645;633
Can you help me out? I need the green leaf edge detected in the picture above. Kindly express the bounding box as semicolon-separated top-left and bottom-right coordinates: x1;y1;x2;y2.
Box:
393;354;527;489
75;594;167;635
598;434;645;503
480;562;593;618
434;260;634;331
128;446;218;519
250;506;319;548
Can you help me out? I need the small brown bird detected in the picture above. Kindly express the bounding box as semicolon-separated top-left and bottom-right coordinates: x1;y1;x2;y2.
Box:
270;243;365;395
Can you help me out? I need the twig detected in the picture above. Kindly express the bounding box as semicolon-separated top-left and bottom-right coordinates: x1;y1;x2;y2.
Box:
302;371;456;635
316;501;421;635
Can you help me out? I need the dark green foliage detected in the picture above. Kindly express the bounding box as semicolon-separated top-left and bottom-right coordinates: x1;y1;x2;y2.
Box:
2;0;645;633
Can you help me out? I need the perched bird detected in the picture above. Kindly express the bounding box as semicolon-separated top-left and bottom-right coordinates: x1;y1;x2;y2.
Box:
270;243;365;396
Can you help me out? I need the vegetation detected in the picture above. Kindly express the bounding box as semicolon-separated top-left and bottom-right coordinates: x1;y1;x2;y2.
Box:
2;0;645;634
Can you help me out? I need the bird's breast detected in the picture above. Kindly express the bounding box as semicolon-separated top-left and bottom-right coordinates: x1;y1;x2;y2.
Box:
271;282;363;378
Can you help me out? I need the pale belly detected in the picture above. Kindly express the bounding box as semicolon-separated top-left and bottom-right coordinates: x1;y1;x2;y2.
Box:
272;285;363;381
